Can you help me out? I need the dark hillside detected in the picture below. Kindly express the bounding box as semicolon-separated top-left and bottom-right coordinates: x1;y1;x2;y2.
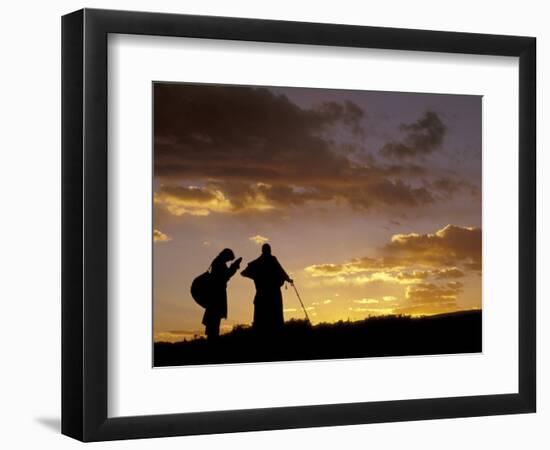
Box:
154;309;482;367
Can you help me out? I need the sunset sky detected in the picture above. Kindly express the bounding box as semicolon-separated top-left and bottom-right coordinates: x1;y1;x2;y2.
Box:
153;83;481;343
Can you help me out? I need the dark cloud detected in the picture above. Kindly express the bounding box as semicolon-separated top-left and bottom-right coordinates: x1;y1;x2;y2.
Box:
429;177;480;199
379;111;447;159
380;164;427;177
154;84;440;215
154;83;362;182
431;178;463;195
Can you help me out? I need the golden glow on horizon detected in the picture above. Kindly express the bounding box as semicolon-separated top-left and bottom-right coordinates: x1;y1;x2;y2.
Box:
154;307;482;342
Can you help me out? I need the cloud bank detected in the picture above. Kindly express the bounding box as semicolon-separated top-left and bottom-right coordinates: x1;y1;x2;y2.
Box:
153;84;465;217
303;224;481;315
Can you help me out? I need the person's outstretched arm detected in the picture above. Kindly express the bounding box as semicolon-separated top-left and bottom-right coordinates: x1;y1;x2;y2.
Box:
225;257;242;280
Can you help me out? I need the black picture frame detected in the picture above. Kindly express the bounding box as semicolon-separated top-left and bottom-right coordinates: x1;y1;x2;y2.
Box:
61;8;536;442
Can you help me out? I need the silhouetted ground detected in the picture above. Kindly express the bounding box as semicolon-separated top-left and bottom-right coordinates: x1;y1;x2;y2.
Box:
154;310;481;367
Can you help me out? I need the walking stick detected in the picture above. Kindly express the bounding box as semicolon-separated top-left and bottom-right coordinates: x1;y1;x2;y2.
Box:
290;282;311;323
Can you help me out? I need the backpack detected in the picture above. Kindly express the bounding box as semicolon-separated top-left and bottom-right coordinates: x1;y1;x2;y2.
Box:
190;269;212;308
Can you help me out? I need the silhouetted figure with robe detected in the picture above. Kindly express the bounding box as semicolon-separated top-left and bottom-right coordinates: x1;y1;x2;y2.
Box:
202;248;242;341
241;243;292;332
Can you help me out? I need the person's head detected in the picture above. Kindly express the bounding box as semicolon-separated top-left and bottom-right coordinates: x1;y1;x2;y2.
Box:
218;248;235;262
261;243;272;255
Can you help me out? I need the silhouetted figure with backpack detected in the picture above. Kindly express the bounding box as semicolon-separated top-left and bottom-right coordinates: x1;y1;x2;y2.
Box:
197;248;242;341
241;243;292;333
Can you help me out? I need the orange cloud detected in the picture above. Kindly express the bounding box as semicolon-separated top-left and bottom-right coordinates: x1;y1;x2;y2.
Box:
405;281;463;304
353;298;379;304
304;257;404;278
154;186;232;216
249;235;269;245
302;223;480;316
348;306;395;315
396;270;430;281
305;265;451;287
305;225;480;283
153;229;171;242
386;224;481;269
434;267;465;279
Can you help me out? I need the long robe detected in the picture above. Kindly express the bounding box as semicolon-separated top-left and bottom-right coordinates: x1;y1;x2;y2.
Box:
202;258;239;330
241;254;291;331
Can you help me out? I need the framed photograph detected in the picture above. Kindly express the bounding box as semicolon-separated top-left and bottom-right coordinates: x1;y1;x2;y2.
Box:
62;8;536;441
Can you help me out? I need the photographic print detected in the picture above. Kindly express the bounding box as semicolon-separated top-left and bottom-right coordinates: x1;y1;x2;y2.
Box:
153;82;482;367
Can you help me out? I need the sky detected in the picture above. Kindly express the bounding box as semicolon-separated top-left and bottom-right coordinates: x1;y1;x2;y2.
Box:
153;82;482;343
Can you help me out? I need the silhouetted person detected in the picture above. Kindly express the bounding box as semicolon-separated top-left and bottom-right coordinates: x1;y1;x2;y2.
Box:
202;248;242;341
241;243;292;332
